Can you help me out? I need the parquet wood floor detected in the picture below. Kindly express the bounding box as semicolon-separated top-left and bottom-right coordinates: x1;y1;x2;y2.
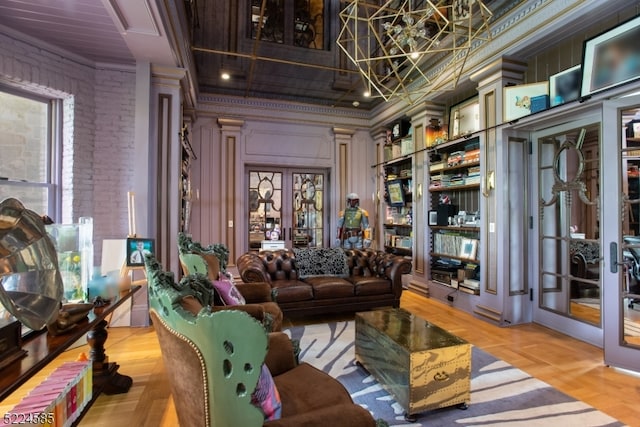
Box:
2;290;639;426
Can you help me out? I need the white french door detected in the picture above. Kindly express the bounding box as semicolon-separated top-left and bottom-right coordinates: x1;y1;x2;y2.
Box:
602;95;640;372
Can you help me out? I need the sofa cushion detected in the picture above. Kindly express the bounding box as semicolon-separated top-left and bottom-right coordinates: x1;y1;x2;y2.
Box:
302;276;354;299
273;362;353;418
293;248;349;279
251;364;282;421
349;275;392;296
271;280;314;303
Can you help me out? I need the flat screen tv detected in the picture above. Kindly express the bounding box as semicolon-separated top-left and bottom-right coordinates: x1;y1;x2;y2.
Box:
386;179;406;207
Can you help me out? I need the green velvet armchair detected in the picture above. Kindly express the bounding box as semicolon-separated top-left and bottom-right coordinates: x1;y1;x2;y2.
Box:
146;254;377;427
177;232;283;331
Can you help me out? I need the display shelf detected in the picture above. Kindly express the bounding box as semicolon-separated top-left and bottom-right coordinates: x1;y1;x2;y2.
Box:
428;135;481;293
380;122;414;257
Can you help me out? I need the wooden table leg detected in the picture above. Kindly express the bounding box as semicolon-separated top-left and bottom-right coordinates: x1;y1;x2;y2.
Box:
86;319;133;395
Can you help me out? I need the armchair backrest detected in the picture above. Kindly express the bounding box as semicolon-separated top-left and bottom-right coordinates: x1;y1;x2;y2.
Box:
146;255;268;427
177;232;229;272
179;252;220;281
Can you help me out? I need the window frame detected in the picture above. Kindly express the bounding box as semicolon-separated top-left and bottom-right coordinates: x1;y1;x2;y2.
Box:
0;84;62;220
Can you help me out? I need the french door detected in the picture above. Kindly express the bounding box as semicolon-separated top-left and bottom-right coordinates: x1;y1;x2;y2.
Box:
247;167;329;250
602;95;640;372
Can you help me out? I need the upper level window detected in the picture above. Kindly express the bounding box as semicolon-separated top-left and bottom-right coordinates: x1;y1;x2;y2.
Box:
250;0;325;50
0;88;60;218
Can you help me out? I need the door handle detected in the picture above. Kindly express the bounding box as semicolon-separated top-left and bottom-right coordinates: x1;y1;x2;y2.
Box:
610;241;632;273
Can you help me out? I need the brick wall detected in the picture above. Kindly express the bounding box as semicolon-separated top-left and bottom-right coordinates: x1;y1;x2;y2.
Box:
0;29;137;266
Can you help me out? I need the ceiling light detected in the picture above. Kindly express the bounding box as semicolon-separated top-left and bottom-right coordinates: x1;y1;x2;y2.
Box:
363;90;371;98
221;72;230;80
352;101;360;107
337;0;493;104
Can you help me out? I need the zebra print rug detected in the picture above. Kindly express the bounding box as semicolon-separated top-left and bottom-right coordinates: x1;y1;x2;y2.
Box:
285;321;625;427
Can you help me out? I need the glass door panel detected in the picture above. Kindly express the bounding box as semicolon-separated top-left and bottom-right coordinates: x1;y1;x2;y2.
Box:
537;123;601;327
602;96;640;372
293;173;324;248
248;171;283;250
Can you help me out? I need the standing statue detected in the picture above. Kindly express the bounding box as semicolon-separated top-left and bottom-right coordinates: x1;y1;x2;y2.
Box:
336;193;371;249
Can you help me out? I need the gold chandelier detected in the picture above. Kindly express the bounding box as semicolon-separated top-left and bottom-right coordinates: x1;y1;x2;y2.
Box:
337;0;493;104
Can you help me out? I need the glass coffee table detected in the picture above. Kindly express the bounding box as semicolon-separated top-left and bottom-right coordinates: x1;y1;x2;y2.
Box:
355;307;471;421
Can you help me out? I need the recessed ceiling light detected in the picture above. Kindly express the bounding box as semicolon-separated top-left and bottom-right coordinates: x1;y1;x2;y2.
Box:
363;91;370;97
221;72;230;80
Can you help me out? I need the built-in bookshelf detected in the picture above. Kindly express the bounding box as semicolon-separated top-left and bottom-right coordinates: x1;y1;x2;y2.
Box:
428;136;481;294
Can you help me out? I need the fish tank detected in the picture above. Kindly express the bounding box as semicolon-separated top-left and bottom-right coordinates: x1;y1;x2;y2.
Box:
45;217;93;302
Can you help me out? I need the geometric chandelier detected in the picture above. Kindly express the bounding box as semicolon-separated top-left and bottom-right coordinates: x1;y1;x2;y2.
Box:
337;0;493;104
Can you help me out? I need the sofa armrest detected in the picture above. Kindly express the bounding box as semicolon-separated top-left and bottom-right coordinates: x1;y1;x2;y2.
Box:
386;255;413;298
236;281;273;303
237;252;270;283
264;403;376;427
264;332;297;376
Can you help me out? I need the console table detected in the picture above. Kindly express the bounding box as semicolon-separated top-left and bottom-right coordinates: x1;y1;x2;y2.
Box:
0;286;141;412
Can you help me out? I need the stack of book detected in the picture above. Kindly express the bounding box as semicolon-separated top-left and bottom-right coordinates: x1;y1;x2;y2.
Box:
465;165;481;185
4;360;93;427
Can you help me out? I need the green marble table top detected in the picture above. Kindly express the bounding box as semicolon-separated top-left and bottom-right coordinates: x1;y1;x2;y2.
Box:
356;308;468;352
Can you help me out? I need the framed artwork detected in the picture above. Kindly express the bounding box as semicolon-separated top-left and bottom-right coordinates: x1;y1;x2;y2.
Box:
386;180;405;207
459;238;478;260
428;210;438;226
581;15;640;97
448;96;480;140
503;82;548;122
126;237;155;267
549;65;581;107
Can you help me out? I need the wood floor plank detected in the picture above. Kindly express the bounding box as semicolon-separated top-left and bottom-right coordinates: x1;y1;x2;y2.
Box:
3;291;640;426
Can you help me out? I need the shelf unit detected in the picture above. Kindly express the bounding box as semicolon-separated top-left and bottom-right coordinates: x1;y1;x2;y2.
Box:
381;121;413;256
428;136;481;295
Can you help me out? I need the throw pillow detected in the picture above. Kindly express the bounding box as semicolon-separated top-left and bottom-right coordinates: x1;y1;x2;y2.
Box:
251;364;282;421
212;272;246;305
292;247;350;279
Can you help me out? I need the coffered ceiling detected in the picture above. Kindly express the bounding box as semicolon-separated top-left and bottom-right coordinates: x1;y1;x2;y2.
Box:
0;1;637;111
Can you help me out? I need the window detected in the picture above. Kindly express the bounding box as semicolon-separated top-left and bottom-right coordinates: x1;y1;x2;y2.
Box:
250;0;325;50
0;87;60;218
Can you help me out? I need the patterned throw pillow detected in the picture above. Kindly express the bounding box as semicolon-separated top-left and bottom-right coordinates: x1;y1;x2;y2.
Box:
251;364;282;421
212;272;246;305
292;247;350;279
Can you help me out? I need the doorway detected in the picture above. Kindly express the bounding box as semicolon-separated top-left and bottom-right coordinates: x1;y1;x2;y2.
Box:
247;167;329;250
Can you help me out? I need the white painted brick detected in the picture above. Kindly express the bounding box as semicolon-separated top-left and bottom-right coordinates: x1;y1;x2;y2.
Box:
0;32;137;265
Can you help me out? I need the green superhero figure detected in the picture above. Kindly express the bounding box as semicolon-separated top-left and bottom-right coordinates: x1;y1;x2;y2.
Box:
336;193;371;249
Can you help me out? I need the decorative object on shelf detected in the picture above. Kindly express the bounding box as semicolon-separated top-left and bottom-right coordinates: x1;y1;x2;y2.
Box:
459;238;478;259
449;96;480;139
46;217;94;303
337;0;493;104
47;302;95;336
581;15;640;98
386;180;406;207
503;82;549;122
0;198;64;369
426;118;447;148
550;65;581;106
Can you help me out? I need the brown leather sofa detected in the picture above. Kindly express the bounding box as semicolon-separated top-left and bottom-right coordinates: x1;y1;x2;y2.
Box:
236;248;412;317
